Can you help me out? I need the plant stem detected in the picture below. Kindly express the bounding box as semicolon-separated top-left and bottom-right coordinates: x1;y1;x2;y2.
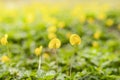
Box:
69;45;78;79
54;49;58;72
7;44;11;57
38;55;42;71
69;56;73;79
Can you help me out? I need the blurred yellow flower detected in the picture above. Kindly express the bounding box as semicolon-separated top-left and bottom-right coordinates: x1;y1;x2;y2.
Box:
98;13;106;20
70;34;81;45
1;55;10;63
43;53;50;59
48;38;61;49
79;16;86;23
87;17;94;24
47;26;57;33
5;34;8;38
0;34;8;45
71;5;81;16
43;16;51;22
58;21;65;28
48;32;56;40
92;41;99;48
26;14;34;23
50;18;58;25
93;31;101;39
106;19;114;27
34;46;43;56
117;24;120;30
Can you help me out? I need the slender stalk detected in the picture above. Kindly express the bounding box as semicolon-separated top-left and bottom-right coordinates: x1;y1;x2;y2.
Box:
38;55;42;71
69;45;78;79
69;56;73;79
7;44;11;57
54;49;58;72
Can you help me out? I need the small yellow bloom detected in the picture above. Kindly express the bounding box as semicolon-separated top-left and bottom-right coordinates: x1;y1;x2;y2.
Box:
0;34;8;45
106;19;114;27
50;18;58;25
70;34;81;45
98;13;106;20
48;38;61;49
79;16;86;23
93;31;101;39
43;53;50;59
87;17;94;24
47;26;57;33
58;21;65;28
26;14;34;23
34;46;43;56
92;41;99;48
1;55;10;63
48;33;56;40
117;24;120;30
5;34;8;38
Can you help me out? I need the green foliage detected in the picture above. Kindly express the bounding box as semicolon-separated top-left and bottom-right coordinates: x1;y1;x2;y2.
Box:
0;5;120;80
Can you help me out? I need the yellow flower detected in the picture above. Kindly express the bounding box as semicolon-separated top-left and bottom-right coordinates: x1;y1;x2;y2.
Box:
50;18;58;25
43;53;50;59
117;24;120;30
69;34;81;45
92;41;99;48
48;32;56;40
106;19;114;27
0;34;8;45
93;31;101;39
26;13;34;23
98;13;106;20
48;38;61;49
87;17;94;24
47;26;57;33
5;34;8;38
79;15;86;23
58;21;65;28
34;46;43;56
1;55;10;63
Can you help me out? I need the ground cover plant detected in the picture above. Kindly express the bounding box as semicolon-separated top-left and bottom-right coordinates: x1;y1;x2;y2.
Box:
0;1;120;80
